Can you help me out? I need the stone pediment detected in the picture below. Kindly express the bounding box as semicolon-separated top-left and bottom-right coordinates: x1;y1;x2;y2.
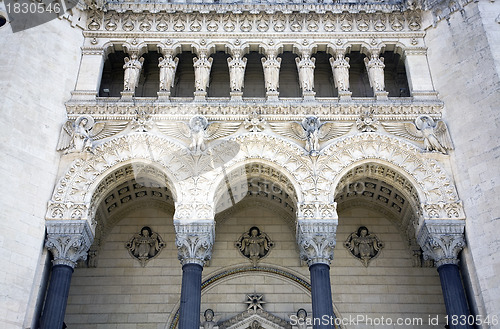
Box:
218;309;291;329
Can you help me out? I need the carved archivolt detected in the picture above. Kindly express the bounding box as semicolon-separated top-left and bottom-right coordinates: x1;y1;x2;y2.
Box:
47;132;462;227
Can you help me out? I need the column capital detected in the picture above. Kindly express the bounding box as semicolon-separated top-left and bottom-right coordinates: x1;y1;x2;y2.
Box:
174;221;215;266
297;202;338;221
296;219;338;266
45;220;94;268
417;219;466;267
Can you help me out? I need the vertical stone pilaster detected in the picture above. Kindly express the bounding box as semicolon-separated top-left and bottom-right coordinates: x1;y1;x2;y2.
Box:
404;49;439;100
417;219;472;329
71;47;105;100
40;220;93;329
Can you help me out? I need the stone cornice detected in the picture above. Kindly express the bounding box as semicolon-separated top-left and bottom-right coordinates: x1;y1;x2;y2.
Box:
65;99;444;120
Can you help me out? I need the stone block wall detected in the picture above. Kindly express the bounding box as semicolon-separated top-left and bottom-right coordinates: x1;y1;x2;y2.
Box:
0;14;83;329
66;204;446;328
424;1;500;324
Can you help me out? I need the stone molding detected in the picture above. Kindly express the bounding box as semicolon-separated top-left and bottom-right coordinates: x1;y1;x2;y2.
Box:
296;219;338;266
174;221;215;266
45;220;94;268
416;219;466;267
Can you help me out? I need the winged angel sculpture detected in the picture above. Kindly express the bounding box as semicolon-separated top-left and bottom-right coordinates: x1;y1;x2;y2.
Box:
57;115;128;153
157;115;240;153
270;116;352;155
382;115;453;154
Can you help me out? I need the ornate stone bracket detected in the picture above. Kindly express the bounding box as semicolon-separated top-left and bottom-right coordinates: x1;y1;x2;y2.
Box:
45;220;94;268
174;221;215;266
296;219;338;266
417;219;466;267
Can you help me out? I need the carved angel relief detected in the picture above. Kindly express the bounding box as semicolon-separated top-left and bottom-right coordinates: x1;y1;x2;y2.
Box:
57;115;128;153
235;227;274;267
156;115;240;153
270;116;352;155
125;226;166;267
382;115;453;154
344;226;384;267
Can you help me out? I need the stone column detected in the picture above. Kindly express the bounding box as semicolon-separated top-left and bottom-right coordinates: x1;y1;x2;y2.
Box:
296;51;316;101
329;53;352;101
40;220;93;329
175;221;215;329
71;47;105;101
364;52;389;100
404;49;438;100
261;50;281;102
417;220;472;329
296;203;338;329
193;51;213;101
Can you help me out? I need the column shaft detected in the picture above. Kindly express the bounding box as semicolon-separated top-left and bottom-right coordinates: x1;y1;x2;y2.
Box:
178;263;203;329
40;264;74;329
438;264;473;329
310;263;334;329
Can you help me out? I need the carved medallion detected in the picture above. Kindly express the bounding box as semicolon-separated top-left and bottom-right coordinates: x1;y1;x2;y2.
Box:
235;227;274;266
344;226;384;267
125;226;166;267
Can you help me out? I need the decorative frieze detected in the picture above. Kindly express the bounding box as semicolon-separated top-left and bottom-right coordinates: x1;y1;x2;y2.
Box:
421;201;465;220
417;219;466;267
296;219;338;266
174;221;215;266
296;202;338;221
45;220;94;268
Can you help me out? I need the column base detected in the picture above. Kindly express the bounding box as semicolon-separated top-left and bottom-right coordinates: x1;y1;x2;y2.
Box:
302;91;316;102
120;91;134;101
194;91;207;102
230;91;243;102
375;91;389;101
338;90;352;101
157;90;171;101
266;91;279;102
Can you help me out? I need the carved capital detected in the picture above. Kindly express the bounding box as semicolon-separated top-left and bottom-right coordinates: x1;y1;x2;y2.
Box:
174;221;215;266
297;202;338;221
296;219;338;266
45;220;94;268
417;220;466;267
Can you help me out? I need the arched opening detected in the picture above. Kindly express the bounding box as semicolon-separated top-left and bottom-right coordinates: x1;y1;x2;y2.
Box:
331;162;446;323
172;51;196;97
346;51;373;97
278;51;300;98
381;50;410;97
313;51;337;97
99;50;126;97
242;51;266;98
207;51;231;98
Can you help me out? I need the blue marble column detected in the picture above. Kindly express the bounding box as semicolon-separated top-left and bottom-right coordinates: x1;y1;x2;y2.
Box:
178;263;203;329
296;215;338;329
309;263;335;329
438;264;473;329
174;221;215;329
39;265;74;329
41;220;93;329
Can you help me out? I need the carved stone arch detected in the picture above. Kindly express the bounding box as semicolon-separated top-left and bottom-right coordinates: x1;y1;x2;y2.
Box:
382;42;408;57
122;42;149;56
47;134;187;223
190;42;217;57
321;133;460;207
205;134;314;209
345;42;375;57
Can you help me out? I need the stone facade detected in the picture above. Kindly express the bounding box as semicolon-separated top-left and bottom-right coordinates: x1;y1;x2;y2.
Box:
0;0;499;328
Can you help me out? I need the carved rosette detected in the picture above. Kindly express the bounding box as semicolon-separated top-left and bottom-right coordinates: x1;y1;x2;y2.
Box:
45;220;94;268
417;220;466;267
174;221;215;266
296;219;338;266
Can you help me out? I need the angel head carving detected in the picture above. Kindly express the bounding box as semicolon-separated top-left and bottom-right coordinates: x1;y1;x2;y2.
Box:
382;115;453;154
157;115;240;154
57;115;128;154
270;116;353;155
